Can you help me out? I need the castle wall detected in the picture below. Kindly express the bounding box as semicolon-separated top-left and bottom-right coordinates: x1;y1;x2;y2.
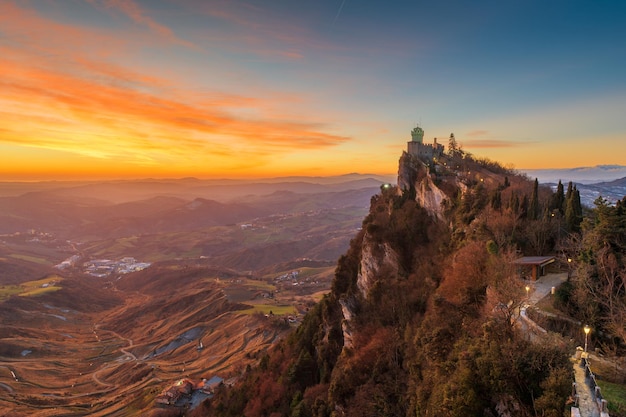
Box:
407;141;444;160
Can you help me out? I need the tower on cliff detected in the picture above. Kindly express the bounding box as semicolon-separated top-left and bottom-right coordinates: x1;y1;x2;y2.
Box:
406;125;444;161
410;125;424;143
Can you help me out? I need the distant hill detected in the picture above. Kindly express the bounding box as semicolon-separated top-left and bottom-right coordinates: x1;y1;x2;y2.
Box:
0;177;382;239
0;174;392;202
575;176;626;206
538;176;626;207
523;164;626;184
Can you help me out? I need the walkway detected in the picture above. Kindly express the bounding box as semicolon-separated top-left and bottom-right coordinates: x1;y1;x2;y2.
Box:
525;272;567;304
572;355;600;417
522;273;603;417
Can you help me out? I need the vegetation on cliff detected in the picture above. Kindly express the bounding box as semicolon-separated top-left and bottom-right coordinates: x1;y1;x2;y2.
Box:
194;150;623;417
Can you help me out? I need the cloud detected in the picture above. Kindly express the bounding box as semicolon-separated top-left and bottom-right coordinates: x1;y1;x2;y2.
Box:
86;0;193;47
0;1;350;173
183;0;353;62
464;139;530;149
462;130;534;149
466;130;489;137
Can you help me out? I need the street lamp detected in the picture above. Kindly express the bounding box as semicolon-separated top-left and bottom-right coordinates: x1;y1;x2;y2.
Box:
525;285;530;299
584;325;591;353
567;258;572;278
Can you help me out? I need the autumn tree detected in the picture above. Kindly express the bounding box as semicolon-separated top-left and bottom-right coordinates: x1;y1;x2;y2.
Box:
573;196;626;346
483;248;526;332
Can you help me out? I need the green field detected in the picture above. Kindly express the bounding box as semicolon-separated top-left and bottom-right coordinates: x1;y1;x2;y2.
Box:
8;253;51;265
239;303;296;316
221;278;277;303
0;276;64;301
263;266;334;281
597;380;626;416
0;285;23;301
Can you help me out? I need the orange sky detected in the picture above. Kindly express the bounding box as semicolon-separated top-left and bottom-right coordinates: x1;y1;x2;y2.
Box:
2;1;626;180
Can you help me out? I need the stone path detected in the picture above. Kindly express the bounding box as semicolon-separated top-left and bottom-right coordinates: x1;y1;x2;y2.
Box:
525;272;567;304
572;355;600;417
523;273;603;417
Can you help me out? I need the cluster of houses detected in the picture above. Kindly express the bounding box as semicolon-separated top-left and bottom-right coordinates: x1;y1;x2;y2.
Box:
83;257;151;277
155;376;223;407
54;254;81;270
275;270;300;282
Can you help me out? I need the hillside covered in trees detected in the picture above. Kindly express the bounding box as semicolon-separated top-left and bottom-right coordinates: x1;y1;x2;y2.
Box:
189;143;625;417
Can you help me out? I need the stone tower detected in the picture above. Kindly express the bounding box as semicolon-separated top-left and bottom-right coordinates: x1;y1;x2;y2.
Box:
407;125;444;161
410;125;424;143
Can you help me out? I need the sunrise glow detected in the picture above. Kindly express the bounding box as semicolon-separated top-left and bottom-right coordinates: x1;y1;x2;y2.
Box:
2;1;626;180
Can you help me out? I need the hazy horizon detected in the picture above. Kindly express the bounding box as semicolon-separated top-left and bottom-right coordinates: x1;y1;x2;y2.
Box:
2;164;626;185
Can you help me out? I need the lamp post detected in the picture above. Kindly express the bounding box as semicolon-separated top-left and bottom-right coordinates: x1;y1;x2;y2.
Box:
584;325;591;353
525;285;530;300
567;258;572;278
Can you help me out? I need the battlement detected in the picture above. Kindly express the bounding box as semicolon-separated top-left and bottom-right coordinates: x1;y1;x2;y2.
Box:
407;125;444;161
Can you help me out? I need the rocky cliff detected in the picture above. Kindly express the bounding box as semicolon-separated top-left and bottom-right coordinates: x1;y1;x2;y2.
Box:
201;151;573;417
397;151;450;221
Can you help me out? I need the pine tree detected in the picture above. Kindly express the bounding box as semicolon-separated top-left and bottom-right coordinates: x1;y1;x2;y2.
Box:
528;178;540;220
520;194;529;219
448;133;457;156
490;189;502;211
551;180;564;214
510;192;520;215
565;181;573;203
565;186;582;232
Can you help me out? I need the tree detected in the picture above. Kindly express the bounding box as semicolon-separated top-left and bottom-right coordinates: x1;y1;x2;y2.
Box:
551;180;565;214
565;186;582;232
524;216;557;256
483;249;525;332
520;194;529;219
534;367;573;417
448;133;458;155
447;133;464;158
490;189;502;211
565;181;573;203
528;178;540;220
573;196;626;346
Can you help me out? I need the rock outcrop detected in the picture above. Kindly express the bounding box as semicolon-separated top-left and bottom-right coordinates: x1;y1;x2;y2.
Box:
356;233;399;299
397;151;449;221
339;231;400;351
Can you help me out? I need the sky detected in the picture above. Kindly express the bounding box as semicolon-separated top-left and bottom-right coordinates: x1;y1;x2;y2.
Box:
2;0;626;180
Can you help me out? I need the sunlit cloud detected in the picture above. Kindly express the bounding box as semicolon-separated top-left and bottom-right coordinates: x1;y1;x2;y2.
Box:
466;130;489;137
460;130;533;149
465;139;531;149
0;1;350;178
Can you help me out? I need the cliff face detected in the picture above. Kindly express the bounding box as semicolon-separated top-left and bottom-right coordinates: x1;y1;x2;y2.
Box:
339;231;400;350
204;152;573;417
355;234;399;298
397;151;450;221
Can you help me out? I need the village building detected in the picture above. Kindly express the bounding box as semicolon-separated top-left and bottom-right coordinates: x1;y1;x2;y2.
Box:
155;378;194;406
513;256;556;281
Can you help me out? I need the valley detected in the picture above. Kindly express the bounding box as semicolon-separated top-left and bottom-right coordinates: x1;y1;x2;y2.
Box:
0;177;380;416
